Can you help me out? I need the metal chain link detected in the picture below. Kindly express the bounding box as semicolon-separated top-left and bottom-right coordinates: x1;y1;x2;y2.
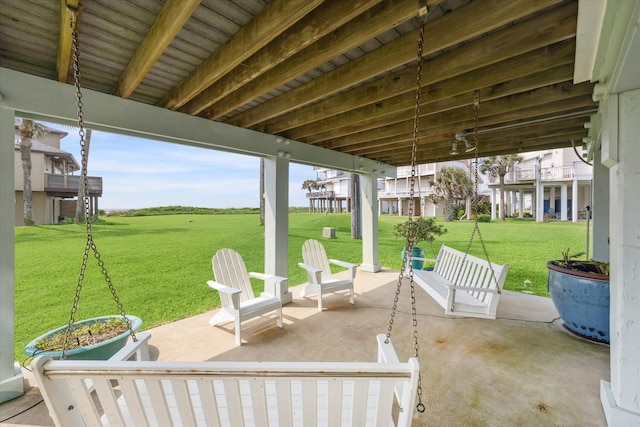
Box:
62;11;136;358
450;92;501;313
385;17;426;414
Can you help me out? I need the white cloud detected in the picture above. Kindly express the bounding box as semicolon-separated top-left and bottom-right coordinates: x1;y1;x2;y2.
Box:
56;125;316;209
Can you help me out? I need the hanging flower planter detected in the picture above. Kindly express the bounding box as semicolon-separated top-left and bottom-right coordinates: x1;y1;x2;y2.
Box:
24;315;142;360
547;260;609;344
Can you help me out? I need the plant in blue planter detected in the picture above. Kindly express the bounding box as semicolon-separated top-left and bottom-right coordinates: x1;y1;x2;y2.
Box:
394;217;447;270
24;315;142;360
547;249;609;344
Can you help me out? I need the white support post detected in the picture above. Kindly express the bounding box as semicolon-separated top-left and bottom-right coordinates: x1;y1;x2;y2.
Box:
549;186;556;216
592;148;609;262
572;178;579;223
360;173;381;272
519;190;524;218
490;188;496;220
0;107;24;403
263;156;292;304
601;88;640;424
560;184;568;221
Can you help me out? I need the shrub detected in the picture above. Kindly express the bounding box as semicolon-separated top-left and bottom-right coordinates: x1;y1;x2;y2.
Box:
477;214;491;222
392;216;447;247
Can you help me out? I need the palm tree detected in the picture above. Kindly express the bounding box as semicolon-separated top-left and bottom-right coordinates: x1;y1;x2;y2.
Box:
301;179;319;212
480;154;522;220
432;166;473;222
17;119;47;226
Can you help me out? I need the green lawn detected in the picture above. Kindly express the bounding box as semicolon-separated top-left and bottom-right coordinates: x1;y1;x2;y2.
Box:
14;212;589;361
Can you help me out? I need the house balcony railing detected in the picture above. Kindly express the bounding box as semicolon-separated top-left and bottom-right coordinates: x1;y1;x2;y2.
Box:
44;174;103;197
486;163;593;185
378;188;435;198
306;190;336;199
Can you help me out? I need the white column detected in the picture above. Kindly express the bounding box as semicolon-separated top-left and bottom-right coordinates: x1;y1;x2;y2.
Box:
0;107;23;403
536;183;544;222
360;173;381;272
490;188;496;219
549;186;556;215
601;89;640;423
263;156;292;304
397;197;402;216
572;177;579;223
560;184;568;221
519;190;524;218
592;149;609;262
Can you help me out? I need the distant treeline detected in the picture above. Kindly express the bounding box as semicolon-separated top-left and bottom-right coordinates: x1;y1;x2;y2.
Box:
104;206;307;217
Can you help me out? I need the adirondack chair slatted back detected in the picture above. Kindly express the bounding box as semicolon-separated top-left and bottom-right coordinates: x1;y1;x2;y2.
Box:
302;239;333;283
212;248;255;302
434;245;505;303
32;355;419;427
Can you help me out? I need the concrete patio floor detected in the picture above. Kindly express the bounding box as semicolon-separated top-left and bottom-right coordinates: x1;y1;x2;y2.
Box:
1;268;609;426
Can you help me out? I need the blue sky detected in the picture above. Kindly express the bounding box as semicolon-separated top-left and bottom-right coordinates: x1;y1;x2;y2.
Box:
54;124;317;210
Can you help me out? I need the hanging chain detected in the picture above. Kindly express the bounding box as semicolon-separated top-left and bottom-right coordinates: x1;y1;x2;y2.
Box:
62;10;136;358
450;92;501;313
386;17;426;414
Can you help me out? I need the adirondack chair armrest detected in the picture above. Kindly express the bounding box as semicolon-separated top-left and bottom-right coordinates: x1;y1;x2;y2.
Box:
298;262;323;284
328;259;358;270
447;284;500;294
108;331;151;361
250;272;287;299
207;280;242;295
248;272;287;283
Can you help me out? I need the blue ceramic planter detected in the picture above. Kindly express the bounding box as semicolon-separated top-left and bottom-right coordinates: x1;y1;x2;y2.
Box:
547;262;609;343
24;315;142;360
402;247;425;270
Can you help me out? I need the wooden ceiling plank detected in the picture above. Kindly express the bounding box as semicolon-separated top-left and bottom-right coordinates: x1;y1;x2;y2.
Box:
321;83;594;149
226;0;570;128
57;0;80;83
277;41;576;139
180;0;381;116
116;0;201;99
201;0;435;120
161;0;324;110
300;63;575;144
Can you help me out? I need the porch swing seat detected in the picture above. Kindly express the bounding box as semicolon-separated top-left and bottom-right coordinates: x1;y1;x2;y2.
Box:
408;244;509;319
31;332;419;427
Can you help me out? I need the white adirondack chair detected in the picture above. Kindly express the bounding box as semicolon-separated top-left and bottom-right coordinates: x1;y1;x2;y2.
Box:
298;239;358;311
207;248;284;345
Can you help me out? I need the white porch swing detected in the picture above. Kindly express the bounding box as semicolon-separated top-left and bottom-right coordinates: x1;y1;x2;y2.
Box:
30;7;429;427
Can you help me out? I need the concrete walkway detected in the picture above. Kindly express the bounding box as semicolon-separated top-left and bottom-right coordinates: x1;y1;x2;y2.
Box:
1;268;609;426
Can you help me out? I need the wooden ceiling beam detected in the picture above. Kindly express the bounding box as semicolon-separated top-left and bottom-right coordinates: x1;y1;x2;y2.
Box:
379;130;588;164
161;0;324;110
320;83;594;149
300;63;575;143
116;0;201;99
346;118;589;157
180;0;381;116
57;0;80;83
267;39;576;137
201;0;436;121
225;0;567;127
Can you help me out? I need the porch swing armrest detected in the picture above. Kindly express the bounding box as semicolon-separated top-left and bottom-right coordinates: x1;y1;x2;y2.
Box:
108;332;152;361
447;284;500;293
